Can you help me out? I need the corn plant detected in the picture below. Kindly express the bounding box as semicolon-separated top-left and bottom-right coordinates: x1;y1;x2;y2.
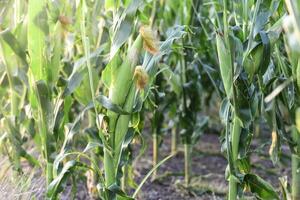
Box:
274;1;300;199
0;0;66;184
215;0;283;199
0;1;38;175
152;0;207;187
148;73;166;179
43;0;186;199
101;23;184;199
1;0;300;199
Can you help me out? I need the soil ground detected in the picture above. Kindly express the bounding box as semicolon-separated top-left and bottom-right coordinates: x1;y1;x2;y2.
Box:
131;131;291;200
0;131;291;200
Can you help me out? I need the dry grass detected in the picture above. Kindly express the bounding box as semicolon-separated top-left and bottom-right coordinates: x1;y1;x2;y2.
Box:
0;158;45;200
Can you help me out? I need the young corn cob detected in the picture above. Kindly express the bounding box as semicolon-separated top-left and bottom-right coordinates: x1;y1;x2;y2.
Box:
104;26;158;188
104;34;143;187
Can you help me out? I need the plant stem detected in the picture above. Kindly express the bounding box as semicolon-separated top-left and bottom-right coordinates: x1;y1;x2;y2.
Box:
171;127;177;154
243;0;261;61
152;133;158;179
46;162;53;185
228;176;237;200
229;116;241;200
121;165;128;193
184;143;191;187
150;0;157;27
292;126;300;200
221;1;241;198
35;89;53;184
104;149;115;186
292;154;300;200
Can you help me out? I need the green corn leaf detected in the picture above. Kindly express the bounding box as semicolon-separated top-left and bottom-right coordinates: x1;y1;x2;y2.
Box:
244;173;280;200
96;95;131;115
83;141;103;153
236;157;251;174
219;98;231;125
216;33;232;98
28;0;48;81
258;31;271;75
202;62;222;97
0;32;20;83
0;29;27;65
62;70;85;98
159;63;182;96
48;22;62;85
102;53;122;89
110;16;133;60
109;0;142;59
142;25;185;98
47;160;87;199
122;128;135;149
243;42;263;79
63;46;105;97
107;183;134;200
74;67;99;105
60;102;94;152
243;31;270;80
36;80;53;124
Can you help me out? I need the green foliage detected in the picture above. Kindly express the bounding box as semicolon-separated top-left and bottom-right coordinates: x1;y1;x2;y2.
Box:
0;0;299;199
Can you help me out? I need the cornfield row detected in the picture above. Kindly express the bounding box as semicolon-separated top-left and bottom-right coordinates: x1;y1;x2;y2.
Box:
0;0;300;199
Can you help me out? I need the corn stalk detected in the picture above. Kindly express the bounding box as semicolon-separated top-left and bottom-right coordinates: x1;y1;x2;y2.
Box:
284;1;300;199
216;0;280;199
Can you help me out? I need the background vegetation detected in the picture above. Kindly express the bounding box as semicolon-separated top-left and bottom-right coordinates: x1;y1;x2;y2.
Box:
0;0;300;199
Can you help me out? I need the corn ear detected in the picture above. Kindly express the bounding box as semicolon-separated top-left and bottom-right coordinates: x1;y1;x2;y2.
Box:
104;35;143;187
134;65;149;90
108;35;143;105
139;26;159;55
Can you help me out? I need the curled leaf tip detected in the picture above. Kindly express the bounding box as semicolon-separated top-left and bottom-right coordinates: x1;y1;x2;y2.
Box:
134;65;149;90
139;26;159;55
